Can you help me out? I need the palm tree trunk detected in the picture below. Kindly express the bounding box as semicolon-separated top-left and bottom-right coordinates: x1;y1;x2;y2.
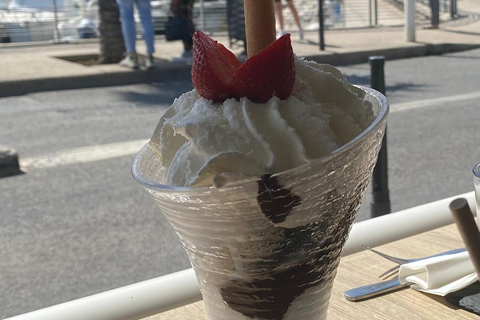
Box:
98;0;125;64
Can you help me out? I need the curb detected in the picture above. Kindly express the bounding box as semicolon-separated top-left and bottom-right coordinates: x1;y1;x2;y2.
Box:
306;43;480;66
0;147;23;178
0;42;479;96
0;61;192;97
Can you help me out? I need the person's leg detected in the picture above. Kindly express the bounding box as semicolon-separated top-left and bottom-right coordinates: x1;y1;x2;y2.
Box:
116;0;137;55
183;0;195;52
286;0;302;29
171;0;194;62
274;0;285;36
116;0;139;68
135;0;155;55
286;0;303;39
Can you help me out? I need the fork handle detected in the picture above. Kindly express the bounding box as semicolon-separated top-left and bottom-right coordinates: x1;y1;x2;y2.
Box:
345;278;410;301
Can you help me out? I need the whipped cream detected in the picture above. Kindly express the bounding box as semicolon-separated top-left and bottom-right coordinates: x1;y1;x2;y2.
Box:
150;57;374;187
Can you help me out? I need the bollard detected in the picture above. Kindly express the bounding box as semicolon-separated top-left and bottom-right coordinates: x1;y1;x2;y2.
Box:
318;0;325;51
0;147;23;178
369;56;391;218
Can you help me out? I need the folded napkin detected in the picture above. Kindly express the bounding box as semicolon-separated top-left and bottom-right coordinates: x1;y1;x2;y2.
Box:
398;251;478;296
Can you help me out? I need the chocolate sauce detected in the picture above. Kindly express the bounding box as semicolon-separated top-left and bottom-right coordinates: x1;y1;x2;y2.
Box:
256;174;301;224
220;176;352;319
220;224;343;320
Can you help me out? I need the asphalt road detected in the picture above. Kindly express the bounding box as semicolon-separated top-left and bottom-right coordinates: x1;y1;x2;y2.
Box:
2;49;480;318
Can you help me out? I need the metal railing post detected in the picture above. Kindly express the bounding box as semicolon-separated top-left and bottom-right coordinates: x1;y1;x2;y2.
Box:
52;0;62;42
369;56;391;218
199;0;206;31
318;0;325;51
450;0;456;17
369;0;373;26
405;0;416;42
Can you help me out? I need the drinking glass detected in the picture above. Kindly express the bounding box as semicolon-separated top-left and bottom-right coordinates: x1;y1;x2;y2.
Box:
473;163;480;230
132;87;389;320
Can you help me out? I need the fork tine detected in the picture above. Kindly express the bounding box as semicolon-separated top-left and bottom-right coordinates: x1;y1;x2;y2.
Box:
361;245;410;265
381;267;400;280
378;264;400;279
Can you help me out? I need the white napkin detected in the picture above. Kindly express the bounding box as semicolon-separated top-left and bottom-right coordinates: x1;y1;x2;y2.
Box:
398;251;479;296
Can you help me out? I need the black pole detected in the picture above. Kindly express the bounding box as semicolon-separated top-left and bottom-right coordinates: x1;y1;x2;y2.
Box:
369;56;391;218
319;0;325;51
450;0;456;18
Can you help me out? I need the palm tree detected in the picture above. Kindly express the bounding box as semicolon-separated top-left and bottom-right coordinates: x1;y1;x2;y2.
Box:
98;0;125;64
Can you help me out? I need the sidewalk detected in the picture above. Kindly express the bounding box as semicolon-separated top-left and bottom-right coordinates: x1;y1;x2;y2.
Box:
0;18;479;97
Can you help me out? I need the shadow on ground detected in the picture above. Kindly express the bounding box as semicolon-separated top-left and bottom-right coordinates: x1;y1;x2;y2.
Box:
343;74;429;93
118;82;193;108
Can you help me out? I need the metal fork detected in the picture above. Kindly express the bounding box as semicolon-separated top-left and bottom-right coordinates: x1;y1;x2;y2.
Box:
361;246;410;279
361;246;467;279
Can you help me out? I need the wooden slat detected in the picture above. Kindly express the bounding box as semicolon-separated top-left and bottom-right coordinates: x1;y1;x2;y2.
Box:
143;224;476;320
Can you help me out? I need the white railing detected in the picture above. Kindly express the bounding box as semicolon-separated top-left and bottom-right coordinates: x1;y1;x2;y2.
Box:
5;191;476;320
0;0;427;46
0;0;228;44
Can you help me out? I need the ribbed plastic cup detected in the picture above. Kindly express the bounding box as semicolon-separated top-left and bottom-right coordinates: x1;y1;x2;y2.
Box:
132;87;389;320
473;163;480;231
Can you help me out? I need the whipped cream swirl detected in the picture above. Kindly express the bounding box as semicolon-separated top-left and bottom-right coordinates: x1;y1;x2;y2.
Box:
150;57;374;187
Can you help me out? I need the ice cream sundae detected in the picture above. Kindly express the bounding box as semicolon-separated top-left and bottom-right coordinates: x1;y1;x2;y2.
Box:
132;1;389;319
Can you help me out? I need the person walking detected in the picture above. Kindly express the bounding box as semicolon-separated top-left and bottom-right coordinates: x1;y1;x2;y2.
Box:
116;0;155;69
427;0;440;29
274;0;304;40
170;0;196;63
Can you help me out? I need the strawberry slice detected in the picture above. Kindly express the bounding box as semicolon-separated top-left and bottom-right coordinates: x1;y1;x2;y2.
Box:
233;34;295;103
192;32;295;103
192;31;242;102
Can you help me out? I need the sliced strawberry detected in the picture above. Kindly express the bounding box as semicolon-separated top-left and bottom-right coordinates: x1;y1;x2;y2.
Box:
192;31;242;102
232;34;295;103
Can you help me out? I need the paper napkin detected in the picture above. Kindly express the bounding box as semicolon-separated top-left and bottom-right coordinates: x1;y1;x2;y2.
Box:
398;251;479;296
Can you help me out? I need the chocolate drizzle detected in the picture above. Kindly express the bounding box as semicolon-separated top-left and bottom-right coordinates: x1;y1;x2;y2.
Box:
219;176;350;319
220;223;344;320
256;174;301;224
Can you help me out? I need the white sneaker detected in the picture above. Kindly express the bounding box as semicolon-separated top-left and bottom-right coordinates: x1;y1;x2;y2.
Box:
171;50;193;63
145;55;155;70
298;28;304;40
276;29;286;39
119;55;139;69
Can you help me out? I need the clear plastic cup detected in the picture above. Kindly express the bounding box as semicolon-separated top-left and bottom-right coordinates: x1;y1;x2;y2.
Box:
132;87;389;320
473;163;480;230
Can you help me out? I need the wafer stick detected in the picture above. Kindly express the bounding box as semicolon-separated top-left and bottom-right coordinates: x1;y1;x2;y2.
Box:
244;0;276;57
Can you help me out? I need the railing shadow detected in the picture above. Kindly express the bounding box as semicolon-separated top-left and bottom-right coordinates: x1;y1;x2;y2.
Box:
118;82;193;108
343;74;429;93
441;54;480;60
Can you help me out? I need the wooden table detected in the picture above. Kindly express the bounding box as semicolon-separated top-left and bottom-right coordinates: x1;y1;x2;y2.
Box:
143;224;477;320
